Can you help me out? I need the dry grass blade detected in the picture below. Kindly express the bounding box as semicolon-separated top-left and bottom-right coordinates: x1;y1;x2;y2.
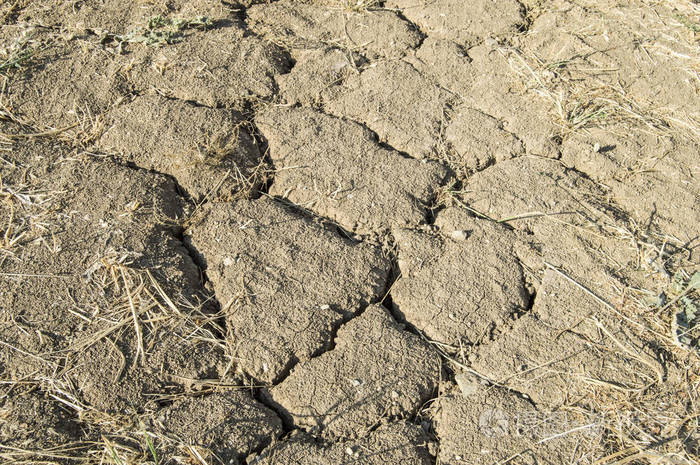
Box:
590;316;664;384
0;123;78;140
145;269;183;317
0;442;93;462
120;267;145;367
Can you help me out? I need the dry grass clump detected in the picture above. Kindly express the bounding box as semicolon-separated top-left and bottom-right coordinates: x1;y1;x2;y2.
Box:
1;253;238;464
0;179;62;265
432;175;700;463
594;270;700;464
543;214;700;462
501;44;697;142
80;252;227;369
502;5;700;458
503;0;699;142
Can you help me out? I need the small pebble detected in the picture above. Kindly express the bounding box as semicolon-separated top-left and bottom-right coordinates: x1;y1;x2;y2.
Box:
451;230;468;241
455;373;480;397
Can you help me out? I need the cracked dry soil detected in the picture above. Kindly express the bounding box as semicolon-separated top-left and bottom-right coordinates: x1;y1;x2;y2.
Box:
1;0;699;464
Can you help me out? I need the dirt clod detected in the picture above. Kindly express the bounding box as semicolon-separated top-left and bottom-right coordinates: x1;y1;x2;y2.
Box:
323;59;453;159
251;421;433;464
257;106;451;233
278;47;359;106
459;44;560;158
247;1;421;59
0;390;80;451
561;128;700;240
435;380;603;464
459;156;638;293
445;105;525;170
126;23;291;106
4;30;129;129
97;94;263;201
155;392;282;464
0;153;226;414
392;208;529;346
404;37;472;96
470;271;662;406
268;304;440;439
186;198;389;383
386;0;525;44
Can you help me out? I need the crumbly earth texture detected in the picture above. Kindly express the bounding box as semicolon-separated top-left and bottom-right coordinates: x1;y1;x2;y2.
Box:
0;1;698;464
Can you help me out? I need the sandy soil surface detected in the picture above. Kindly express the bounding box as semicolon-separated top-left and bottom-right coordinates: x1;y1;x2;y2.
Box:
1;1;699;464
